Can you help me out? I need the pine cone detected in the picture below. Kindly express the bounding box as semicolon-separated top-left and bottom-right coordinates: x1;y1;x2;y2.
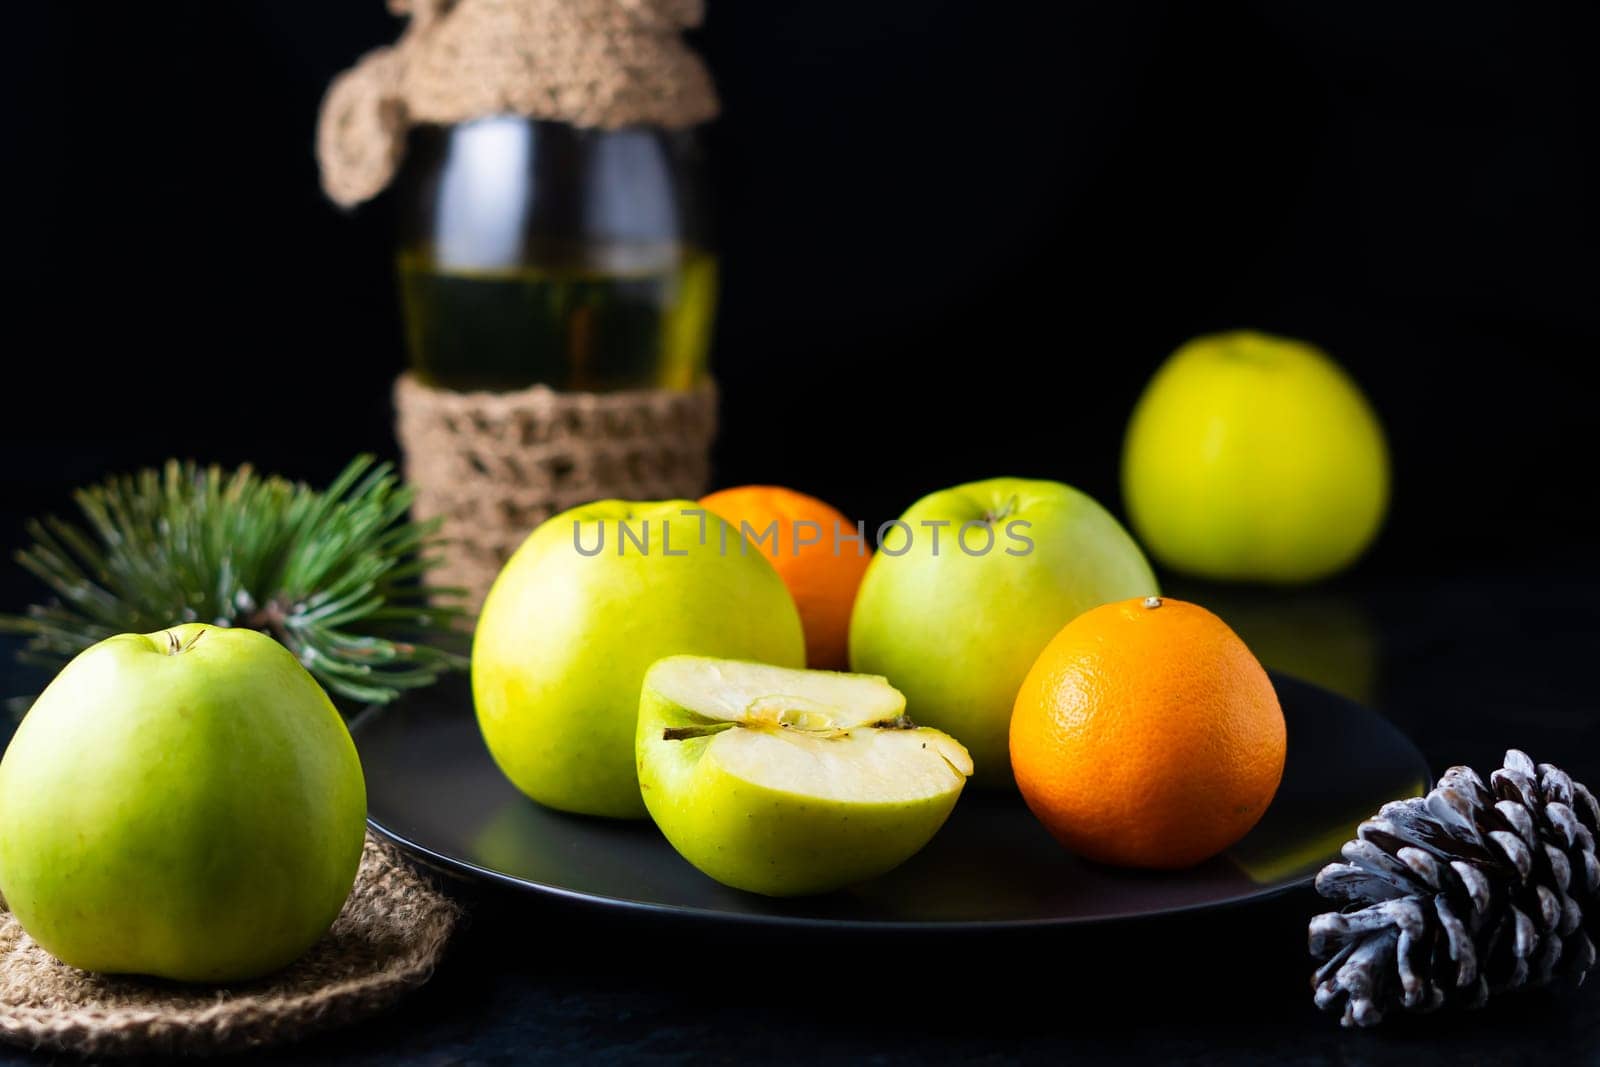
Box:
1309;750;1599;1027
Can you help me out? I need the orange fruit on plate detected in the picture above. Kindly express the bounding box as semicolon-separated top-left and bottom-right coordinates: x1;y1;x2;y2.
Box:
1009;595;1286;869
699;486;871;670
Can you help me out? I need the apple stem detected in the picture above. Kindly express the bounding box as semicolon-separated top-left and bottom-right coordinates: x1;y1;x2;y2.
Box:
984;495;1020;525
162;627;209;655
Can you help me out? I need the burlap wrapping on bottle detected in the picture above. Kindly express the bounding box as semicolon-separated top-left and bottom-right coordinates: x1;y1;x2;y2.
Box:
0;834;459;1058
317;0;720;206
394;373;718;609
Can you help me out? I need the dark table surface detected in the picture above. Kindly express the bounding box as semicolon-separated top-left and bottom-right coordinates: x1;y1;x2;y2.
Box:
1;568;1596;1065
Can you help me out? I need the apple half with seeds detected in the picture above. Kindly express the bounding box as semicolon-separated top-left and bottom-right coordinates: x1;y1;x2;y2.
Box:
636;656;973;896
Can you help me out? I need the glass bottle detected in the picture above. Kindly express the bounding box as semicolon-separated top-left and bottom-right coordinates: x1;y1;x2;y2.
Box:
395;117;716;393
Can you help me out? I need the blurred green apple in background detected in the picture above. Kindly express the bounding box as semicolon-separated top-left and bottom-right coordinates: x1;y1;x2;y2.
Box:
636;656;971;896
0;625;366;982
848;477;1157;786
473;501;805;819
1122;331;1390;583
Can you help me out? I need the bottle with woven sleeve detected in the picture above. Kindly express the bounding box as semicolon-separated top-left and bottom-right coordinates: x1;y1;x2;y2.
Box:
317;0;721;394
318;0;724;605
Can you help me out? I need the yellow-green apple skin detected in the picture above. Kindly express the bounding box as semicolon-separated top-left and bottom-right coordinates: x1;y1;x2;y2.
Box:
847;477;1156;787
0;625;366;983
1121;330;1390;583
473;501;805;819
636;656;972;896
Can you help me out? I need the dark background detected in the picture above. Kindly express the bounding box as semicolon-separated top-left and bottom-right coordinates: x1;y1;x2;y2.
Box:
7;1;1597;596
3;4;1600;1063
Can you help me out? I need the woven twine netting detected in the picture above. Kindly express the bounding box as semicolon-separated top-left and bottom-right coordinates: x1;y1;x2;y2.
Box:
317;0;719;207
394;374;719;608
0;834;459;1058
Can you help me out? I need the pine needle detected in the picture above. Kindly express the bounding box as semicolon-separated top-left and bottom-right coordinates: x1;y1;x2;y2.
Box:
0;456;468;707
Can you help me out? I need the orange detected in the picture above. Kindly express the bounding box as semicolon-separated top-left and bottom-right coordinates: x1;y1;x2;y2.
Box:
699;486;871;670
1009;596;1285;869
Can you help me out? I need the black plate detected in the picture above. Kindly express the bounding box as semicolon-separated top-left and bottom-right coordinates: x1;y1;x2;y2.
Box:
351;674;1428;929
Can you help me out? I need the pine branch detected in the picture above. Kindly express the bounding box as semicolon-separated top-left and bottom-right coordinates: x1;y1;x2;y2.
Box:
0;456;468;708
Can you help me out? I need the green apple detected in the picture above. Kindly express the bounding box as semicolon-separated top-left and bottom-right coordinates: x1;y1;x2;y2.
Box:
848;477;1157;786
0;624;366;982
473;500;805;819
636;656;971;896
1122;330;1390;583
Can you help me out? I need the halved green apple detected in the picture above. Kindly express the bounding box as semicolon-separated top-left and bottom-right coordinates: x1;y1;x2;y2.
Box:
636;656;973;896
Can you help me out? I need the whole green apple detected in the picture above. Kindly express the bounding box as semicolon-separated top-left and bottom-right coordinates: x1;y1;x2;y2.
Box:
473;500;805;819
1122;330;1390;583
848;477;1157;786
637;655;972;896
0;624;366;982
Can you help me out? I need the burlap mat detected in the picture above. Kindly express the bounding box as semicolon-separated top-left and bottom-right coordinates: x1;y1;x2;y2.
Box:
0;833;459;1058
318;0;719;206
394;372;718;609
